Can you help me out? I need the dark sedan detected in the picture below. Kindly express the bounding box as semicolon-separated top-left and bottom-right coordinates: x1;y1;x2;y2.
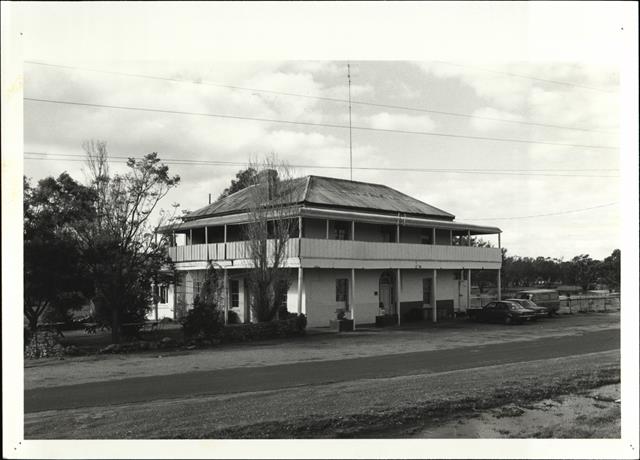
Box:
474;300;536;325
505;298;549;318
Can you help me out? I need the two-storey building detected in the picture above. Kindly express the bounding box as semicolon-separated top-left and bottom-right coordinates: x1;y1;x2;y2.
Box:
155;175;502;327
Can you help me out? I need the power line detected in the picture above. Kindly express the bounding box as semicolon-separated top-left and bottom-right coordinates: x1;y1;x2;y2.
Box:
462;202;618;221
24;97;618;151
433;60;616;94
24;60;616;134
23;151;620;178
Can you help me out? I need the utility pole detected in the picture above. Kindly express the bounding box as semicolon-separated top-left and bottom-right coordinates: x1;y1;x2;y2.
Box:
347;62;353;181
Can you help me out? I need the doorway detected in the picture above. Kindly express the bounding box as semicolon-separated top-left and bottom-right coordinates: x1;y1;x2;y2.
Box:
379;271;396;314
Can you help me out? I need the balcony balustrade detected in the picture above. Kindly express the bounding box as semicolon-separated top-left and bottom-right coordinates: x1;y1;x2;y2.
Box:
167;237;501;269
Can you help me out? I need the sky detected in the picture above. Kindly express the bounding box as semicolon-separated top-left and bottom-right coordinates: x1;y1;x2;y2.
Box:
12;2;631;261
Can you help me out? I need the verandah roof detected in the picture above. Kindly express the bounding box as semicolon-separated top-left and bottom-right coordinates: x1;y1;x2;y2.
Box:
159;205;500;235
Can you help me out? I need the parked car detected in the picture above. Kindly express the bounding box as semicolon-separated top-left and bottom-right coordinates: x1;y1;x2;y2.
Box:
515;289;560;316
505;298;549;318
471;300;536;325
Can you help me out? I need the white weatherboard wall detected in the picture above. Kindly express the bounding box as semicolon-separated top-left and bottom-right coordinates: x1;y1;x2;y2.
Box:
303;268;382;327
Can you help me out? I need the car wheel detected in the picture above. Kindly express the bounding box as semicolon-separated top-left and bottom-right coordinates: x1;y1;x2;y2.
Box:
504;315;513;325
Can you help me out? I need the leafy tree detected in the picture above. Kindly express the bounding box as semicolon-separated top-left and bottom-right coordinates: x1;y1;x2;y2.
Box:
599;249;620;291
23;174;96;332
218;167;258;200
80;140;180;343
565;254;600;291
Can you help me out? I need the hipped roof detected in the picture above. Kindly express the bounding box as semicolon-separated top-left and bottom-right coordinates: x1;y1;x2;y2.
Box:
160;175;501;235
184;175;455;221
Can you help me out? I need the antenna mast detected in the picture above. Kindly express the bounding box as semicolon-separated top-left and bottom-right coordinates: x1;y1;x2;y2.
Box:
347;62;353;181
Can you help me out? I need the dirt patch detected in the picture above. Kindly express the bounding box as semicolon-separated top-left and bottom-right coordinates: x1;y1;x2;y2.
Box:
400;384;620;438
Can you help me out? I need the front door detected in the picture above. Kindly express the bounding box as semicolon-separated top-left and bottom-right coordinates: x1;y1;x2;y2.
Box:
380;284;392;313
379;271;395;314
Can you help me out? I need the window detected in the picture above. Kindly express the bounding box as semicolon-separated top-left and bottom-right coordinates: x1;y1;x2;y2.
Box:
336;278;349;309
230;280;240;308
276;280;289;308
422;278;432;304
159;285;168;304
381;226;395;242
194;281;202;299
334;222;349;240
420;229;433;245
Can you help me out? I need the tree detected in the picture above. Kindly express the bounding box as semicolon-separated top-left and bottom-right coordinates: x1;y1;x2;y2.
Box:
218;167;258;200
23;174;96;332
243;156;299;322
565;254;599;291
181;265;225;340
81;140;180;343
599;249;620;291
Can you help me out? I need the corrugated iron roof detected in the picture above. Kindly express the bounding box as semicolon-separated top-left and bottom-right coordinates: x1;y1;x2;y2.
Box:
184;175;454;221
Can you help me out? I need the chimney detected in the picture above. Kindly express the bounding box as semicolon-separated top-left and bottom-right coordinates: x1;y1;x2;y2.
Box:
257;169;278;200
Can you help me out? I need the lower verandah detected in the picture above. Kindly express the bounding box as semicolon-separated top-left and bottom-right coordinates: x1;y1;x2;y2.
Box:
163;268;474;328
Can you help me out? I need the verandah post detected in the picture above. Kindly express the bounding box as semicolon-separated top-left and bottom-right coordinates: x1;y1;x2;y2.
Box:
396;268;401;325
432;269;438;323
351;268;356;330
297;266;303;315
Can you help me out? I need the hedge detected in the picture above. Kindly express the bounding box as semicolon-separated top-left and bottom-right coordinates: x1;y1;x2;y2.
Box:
219;314;307;343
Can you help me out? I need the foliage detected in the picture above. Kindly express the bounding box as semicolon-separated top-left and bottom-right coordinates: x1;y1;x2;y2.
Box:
243;156;299;322
220;314;307;342
23;174;95;332
227;310;241;324
80;141;180;343
476;248;621;292
218;167;258;200
24;331;64;359
181;265;225;340
181;296;224;341
599;249;620;291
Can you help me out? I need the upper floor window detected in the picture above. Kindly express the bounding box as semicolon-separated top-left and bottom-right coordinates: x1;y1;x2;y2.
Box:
420;229;433;245
381;226;395;243
334;222;349;240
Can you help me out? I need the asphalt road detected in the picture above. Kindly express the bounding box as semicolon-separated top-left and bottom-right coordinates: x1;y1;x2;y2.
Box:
24;328;619;413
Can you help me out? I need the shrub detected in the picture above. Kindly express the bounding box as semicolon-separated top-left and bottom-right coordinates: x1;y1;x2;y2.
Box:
227;310;241;324
221;314;306;343
24;331;64;359
181;296;224;341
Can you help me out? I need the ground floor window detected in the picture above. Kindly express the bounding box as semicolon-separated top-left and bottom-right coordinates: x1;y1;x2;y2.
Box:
276;279;289;308
159;285;168;304
336;278;349;310
422;278;432;305
230;279;239;308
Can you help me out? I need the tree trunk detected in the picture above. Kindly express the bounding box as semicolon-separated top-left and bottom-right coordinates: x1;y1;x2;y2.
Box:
28;314;39;333
111;308;120;344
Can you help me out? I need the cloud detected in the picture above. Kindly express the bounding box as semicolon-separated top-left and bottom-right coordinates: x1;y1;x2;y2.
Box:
368;112;436;131
470;107;523;132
